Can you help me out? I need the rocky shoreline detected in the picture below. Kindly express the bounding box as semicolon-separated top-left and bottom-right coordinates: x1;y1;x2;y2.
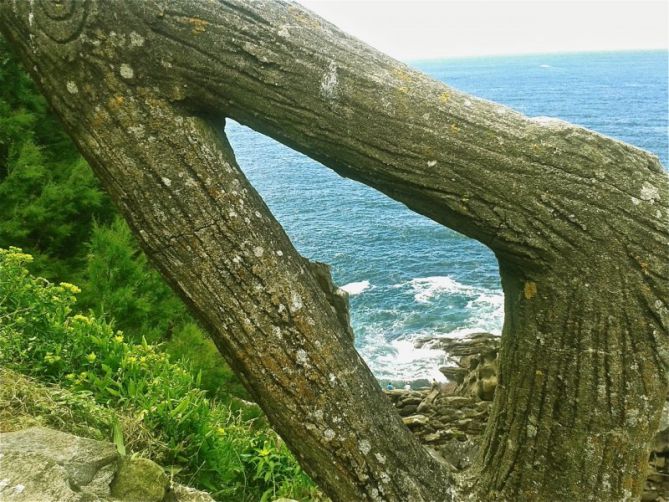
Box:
385;332;669;501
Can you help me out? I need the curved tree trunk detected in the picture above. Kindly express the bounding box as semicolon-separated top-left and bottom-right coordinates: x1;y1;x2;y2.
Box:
1;1;667;500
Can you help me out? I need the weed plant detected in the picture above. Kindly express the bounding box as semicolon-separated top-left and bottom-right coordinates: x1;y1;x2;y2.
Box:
0;247;319;501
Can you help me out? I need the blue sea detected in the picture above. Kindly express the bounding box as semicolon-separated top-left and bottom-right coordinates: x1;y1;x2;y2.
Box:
226;50;669;382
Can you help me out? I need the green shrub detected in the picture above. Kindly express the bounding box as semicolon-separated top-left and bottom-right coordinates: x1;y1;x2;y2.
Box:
78;218;248;401
0;40;244;404
0;247;319;501
79;217;187;344
164;322;250;403
0;38;113;280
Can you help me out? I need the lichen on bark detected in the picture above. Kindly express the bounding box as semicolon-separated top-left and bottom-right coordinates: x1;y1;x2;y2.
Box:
0;1;667;500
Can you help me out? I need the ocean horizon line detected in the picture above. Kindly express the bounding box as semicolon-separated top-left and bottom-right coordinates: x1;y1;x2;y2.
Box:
406;47;668;65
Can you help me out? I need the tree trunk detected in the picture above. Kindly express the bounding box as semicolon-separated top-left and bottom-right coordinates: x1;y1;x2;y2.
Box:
1;1;667;500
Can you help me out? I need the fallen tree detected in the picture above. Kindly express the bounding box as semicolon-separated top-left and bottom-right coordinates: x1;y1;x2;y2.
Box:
1;1;667;500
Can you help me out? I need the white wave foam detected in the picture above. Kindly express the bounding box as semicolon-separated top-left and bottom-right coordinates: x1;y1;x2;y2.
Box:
340;280;371;296
358;328;448;382
408;276;475;303
466;291;505;333
355;275;505;381
539;64;552;68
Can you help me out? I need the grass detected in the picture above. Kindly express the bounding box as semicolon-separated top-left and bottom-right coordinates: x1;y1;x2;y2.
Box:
0;366;164;457
0;247;322;501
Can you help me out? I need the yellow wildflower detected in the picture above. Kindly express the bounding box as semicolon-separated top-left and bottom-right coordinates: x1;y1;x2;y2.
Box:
43;353;61;364
59;282;81;294
72;314;92;325
3;247;33;263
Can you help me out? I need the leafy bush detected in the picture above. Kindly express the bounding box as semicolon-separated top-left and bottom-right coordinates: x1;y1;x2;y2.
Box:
0;248;319;501
0;39;113;280
78;217;248;401
163;322;250;405
78;217;187;344
0;38;245;403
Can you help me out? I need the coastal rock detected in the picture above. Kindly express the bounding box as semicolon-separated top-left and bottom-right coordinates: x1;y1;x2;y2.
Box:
0;427;214;502
425;332;500;401
0;427;119;502
389;332;669;500
438;438;480;470
646;400;669;500
402;415;429;428
306;260;354;341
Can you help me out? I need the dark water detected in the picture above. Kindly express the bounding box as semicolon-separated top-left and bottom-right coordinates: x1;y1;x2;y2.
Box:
226;50;668;381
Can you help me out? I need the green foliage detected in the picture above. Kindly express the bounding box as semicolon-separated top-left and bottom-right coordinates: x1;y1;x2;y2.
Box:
164;322;250;402
0;38;113;279
78;217;247;400
79;217;187;344
0;40;244;401
0;366;120;441
0;40;311;500
0;248;319;501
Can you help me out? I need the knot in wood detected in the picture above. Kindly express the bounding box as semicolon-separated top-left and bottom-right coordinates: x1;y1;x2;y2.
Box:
34;0;89;43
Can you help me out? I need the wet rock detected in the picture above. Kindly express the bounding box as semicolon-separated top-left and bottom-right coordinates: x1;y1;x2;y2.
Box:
438;438;480;470
306;260;354;341
400;331;669;500
423;431;443;443
398;404;419;416
646;400;669;500
398;395;423;407
439;366;468;384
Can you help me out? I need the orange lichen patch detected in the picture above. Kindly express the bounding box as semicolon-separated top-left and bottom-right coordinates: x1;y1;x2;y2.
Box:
177;16;209;35
91;109;106;128
108;95;124;109
524;281;537;300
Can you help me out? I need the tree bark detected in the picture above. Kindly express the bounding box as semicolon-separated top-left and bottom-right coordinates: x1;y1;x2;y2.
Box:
1;1;667;500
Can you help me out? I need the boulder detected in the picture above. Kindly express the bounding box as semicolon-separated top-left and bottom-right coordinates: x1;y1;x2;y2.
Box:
0;427;214;502
402;415;429;428
110;457;168;502
0;426;119;502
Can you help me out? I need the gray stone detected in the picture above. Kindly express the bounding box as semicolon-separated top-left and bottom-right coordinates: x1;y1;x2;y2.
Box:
170;483;216;502
402;415;429;427
0;427;119;501
0;427;214;502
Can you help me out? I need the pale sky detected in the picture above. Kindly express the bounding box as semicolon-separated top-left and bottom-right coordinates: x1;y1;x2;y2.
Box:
297;0;668;60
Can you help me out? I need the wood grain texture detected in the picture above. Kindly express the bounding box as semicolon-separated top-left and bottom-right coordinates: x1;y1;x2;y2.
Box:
1;1;667;500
